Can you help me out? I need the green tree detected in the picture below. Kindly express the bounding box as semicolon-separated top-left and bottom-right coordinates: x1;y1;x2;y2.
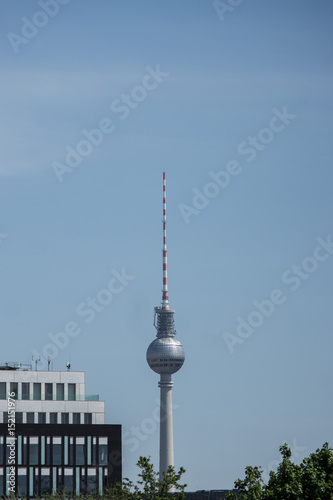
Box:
226;465;264;500
264;444;302;500
107;456;187;500
227;443;333;500
300;443;333;499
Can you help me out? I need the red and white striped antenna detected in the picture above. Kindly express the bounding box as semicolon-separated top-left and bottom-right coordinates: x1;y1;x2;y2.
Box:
161;172;170;310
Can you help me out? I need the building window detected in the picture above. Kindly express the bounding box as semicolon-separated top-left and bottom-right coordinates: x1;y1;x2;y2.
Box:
56;383;64;400
61;413;69;424
26;412;34;424
0;437;4;465
87;468;97;494
41;468;51;495
52;438;62;465
45;383;53;400
68;383;76;401
33;383;41;400
38;412;46;424
29;437;39;465
98;438;108;465
76;438;85;465
50;412;58;424
10;382;18;399
17;469;27;497
73;413;81;425
64;468;74;495
16;412;23;424
84;413;92;424
3;412;8;424
0;382;6;399
22;383;30;400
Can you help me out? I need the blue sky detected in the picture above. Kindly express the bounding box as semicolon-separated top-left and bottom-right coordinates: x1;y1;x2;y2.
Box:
1;0;333;491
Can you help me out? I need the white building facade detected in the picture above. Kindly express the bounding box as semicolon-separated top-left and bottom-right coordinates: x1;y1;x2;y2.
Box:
0;367;104;425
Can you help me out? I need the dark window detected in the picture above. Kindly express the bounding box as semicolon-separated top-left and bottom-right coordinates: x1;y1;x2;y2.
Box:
29;441;39;465
0;382;6;399
3;412;8;423
26;412;34;424
52;440;62;465
64;470;74;495
22;440;28;465
41;472;51;494
38;412;46;424
73;413;81;425
56;383;64;400
33;383;41;400
61;413;69;424
22;383;30;400
46;440;51;465
0;441;3;465
69;440;74;465
92;441;97;465
10;382;18;399
45;383;53;400
17;473;27;497
84;413;92;424
87;471;97;494
68;383;76;401
16;412;23;423
50;412;58;424
76;441;85;465
34;473;39;496
99;444;108;465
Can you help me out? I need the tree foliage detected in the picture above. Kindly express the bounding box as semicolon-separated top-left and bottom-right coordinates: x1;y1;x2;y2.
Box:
226;443;333;500
107;456;187;500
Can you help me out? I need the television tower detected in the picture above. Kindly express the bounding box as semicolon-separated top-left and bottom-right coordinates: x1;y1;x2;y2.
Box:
146;172;185;480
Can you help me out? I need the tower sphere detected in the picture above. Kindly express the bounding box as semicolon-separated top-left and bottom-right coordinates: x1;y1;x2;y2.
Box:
146;337;185;375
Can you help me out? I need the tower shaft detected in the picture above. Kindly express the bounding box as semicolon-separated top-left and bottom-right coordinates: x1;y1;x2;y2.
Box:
159;374;174;480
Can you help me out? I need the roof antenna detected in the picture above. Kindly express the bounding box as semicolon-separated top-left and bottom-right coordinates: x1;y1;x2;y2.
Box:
32;355;40;371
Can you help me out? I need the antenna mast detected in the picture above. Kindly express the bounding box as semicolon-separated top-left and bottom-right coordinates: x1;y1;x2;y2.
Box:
162;172;169;310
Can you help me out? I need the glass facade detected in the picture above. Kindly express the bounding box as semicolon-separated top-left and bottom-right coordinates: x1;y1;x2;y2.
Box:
0;382;81;401
0;373;117;496
0;429;118;496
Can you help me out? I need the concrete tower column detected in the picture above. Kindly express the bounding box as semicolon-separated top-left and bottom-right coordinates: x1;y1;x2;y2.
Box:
158;373;174;480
